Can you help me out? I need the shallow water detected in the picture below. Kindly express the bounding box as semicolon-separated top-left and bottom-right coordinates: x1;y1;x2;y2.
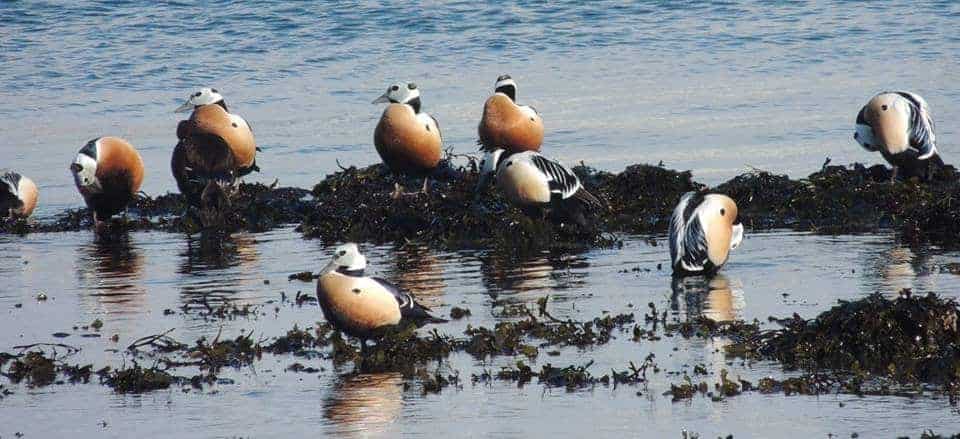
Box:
2;229;960;437
3;1;960;437
2;1;959;216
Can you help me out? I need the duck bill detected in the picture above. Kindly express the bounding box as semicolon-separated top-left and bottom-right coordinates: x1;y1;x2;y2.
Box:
319;259;339;277
730;223;744;250
371;93;390;104
174;100;193;113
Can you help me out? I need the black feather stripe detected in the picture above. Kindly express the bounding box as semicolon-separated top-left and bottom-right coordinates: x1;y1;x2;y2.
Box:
530;155;581;198
681;214;709;271
79;138;99;159
855;105;867;125
894;92;933;150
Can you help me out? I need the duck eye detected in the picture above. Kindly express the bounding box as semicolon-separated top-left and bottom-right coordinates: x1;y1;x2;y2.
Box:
338;250;346;256
211;88;218;93
720;208;726;216
391;85;399;91
193;92;201;97
881;105;888;111
408;83;417;90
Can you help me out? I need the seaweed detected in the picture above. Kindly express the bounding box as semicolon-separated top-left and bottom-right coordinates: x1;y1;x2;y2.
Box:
730;291;960;387
99;363;176;393
5;159;960;249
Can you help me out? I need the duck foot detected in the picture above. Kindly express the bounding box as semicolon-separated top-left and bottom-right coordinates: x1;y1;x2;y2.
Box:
390;179;430;199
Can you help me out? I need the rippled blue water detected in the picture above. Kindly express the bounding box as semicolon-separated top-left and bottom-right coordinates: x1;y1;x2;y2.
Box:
2;1;959;215
2;3;960;437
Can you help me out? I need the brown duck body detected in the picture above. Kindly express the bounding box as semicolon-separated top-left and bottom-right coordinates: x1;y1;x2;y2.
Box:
316;271;404;340
74;137;144;220
374;104;442;175
478;94;543;153
172;104;257;205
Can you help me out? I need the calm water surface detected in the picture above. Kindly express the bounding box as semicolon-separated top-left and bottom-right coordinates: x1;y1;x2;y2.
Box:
2;1;960;437
1;1;959;215
2;229;960;437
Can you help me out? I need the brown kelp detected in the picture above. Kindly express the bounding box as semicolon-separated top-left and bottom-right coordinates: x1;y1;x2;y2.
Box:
4;158;960;249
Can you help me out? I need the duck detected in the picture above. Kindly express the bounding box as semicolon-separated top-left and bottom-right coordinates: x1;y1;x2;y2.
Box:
0;170;38;219
668;191;743;276
70;136;144;228
172;87;259;207
372;82;442;197
316;243;446;352
478;74;543;153
854;91;943;181
477;148;603;226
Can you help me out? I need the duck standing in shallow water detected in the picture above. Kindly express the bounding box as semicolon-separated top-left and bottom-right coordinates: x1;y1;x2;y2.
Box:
70;136;144;229
372;82;442;198
669;191;743;276
477;148;603;226
172;87;259;213
478;74;543;153
316;243;446;352
0;170;38;219
854;91;943;181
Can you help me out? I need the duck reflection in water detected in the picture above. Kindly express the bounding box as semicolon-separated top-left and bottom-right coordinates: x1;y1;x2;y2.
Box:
871;246;936;295
479;248;590;297
670;274;745;323
179;231;259;273
323;372;404;437
387;245;447;309
178;231;261;312
76;228;146;313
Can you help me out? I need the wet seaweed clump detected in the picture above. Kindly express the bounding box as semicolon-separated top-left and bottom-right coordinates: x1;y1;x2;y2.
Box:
664;316;761;340
186;332;262;372
731;291;960;387
593;163;702;233
714;162;960;239
493;360;599;391
99;363;176;393
349;325;456;374
449;306;471;320
4;351;56;386
464;299;636;360
299;161;616;251
3;183;312;235
264;323;331;357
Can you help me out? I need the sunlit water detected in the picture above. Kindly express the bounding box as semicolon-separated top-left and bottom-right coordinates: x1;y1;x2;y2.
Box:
2;1;959;216
2;229;960;437
2;1;960;437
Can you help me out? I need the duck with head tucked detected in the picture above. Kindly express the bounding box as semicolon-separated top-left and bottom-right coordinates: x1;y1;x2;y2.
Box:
669;191;743;277
70;136;144;229
172;87;259;222
0;169;38;220
854;91;943;181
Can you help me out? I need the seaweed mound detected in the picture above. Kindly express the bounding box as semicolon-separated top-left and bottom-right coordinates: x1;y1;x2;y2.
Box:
715;163;960;238
735;291;960;386
5;158;960;250
299;161;614;251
